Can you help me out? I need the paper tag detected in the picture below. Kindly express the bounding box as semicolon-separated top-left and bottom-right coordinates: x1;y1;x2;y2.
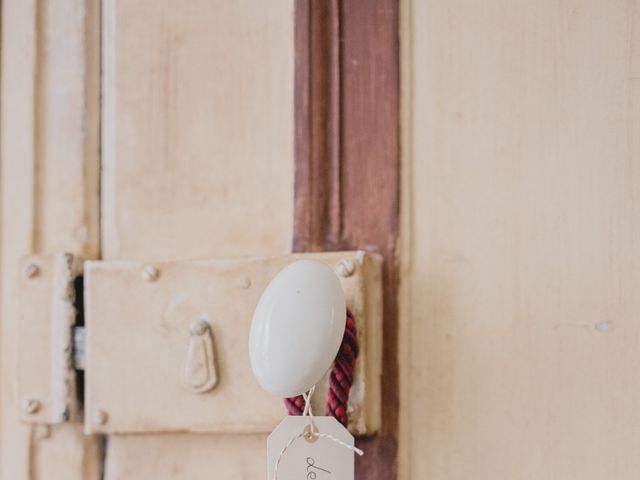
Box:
267;416;354;480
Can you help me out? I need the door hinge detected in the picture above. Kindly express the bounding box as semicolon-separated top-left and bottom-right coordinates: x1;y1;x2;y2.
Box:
18;253;84;424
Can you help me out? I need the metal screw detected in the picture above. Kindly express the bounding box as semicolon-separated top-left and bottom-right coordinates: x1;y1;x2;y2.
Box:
93;410;108;425
189;318;210;336
23;262;40;279
336;259;356;278
23;398;41;415
142;265;160;282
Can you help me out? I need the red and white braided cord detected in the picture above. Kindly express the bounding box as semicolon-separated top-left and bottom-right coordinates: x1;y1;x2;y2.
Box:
284;309;358;427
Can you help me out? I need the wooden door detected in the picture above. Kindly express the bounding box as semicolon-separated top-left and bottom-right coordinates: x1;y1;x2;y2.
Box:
5;0;636;479
99;1;295;478
1;0;102;478
401;0;640;479
0;0;400;478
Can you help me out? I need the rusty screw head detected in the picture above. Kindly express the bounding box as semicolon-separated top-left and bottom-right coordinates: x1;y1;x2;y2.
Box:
23;262;40;279
142;265;160;282
336;259;356;278
23;398;41;415
93;410;108;426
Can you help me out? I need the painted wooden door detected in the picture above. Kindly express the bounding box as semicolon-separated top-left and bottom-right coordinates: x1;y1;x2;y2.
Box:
1;0;102;478
401;0;640;479
99;1;295;478
0;0;399;478
3;0;637;479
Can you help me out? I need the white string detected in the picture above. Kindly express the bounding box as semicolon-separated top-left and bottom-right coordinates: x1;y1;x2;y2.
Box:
272;386;364;480
272;431;306;479
302;385;315;418
315;432;364;456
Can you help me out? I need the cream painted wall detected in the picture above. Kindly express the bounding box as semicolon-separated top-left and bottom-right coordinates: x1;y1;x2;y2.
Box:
401;0;640;479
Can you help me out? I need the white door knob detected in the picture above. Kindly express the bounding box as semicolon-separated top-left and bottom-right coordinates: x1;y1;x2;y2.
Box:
249;260;346;397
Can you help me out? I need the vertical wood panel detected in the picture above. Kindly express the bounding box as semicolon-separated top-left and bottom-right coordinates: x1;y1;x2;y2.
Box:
403;0;640;478
0;3;38;474
0;0;101;478
102;0;294;262
100;0;294;478
294;1;400;478
293;0;342;249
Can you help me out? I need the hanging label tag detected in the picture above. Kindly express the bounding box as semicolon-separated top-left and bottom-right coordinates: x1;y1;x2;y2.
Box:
267;416;355;480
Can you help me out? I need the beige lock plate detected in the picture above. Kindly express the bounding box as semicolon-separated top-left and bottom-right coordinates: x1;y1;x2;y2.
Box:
84;251;382;435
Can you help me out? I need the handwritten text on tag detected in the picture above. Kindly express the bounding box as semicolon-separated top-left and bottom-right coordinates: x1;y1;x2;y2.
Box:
267;416;355;480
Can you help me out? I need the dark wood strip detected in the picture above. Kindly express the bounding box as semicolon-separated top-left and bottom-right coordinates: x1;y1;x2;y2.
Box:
294;1;400;478
293;0;342;251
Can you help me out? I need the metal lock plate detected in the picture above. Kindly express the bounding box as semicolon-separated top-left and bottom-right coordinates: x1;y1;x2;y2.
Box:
18;253;83;424
84;251;382;435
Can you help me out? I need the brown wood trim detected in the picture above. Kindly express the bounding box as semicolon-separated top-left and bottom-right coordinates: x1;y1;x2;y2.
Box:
293;1;400;478
293;0;342;250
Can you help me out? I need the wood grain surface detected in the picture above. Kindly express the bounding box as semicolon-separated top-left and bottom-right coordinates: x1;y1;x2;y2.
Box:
294;1;400;478
0;0;102;478
100;1;296;478
403;0;640;478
